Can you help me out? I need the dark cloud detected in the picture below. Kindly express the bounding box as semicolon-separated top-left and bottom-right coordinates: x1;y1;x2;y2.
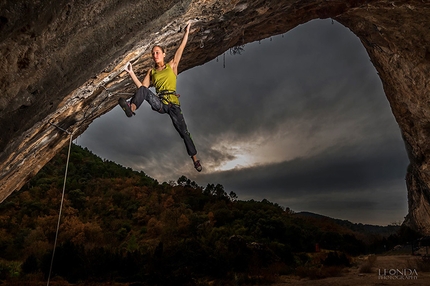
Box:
196;142;408;195
78;19;409;225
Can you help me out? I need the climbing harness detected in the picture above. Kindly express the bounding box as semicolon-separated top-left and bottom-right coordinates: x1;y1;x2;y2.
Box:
155;90;180;111
45;122;73;286
157;90;178;100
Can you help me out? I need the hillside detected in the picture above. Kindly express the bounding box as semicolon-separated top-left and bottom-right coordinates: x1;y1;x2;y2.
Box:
0;144;417;285
295;212;400;236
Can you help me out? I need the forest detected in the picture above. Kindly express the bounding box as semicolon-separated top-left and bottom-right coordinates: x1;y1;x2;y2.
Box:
0;144;420;285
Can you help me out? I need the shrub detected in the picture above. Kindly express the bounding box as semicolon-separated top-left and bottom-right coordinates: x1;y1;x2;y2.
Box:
0;260;21;280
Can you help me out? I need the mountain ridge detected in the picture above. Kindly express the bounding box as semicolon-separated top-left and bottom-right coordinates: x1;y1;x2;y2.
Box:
295;211;400;236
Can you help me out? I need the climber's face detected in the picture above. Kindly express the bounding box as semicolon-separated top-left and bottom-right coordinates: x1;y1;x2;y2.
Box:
152;46;166;64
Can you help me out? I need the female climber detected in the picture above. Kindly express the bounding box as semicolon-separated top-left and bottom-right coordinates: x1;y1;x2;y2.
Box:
118;22;202;172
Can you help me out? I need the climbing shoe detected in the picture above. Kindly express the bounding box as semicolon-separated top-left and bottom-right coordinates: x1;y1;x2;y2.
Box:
194;160;202;172
118;98;134;117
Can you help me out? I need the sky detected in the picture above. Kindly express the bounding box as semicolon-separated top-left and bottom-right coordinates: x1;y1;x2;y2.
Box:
77;19;410;226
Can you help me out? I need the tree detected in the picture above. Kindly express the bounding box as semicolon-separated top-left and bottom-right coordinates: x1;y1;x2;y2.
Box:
177;175;188;186
229;191;238;201
214;184;226;198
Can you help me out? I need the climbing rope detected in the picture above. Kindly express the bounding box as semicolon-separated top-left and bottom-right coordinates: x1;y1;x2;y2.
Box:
45;124;73;286
44;83;134;284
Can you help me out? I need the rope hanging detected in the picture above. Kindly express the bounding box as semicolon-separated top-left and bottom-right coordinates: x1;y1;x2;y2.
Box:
44;83;131;284
46;125;73;286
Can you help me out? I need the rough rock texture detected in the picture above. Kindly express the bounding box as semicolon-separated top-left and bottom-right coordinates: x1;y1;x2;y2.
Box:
1;0;429;233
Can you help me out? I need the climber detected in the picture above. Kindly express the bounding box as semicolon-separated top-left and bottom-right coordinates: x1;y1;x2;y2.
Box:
118;22;202;172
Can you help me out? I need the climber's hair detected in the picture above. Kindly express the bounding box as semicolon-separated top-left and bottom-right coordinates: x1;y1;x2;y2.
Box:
152;45;165;53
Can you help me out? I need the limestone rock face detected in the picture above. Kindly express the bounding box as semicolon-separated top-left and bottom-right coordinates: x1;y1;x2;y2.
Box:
1;0;429;233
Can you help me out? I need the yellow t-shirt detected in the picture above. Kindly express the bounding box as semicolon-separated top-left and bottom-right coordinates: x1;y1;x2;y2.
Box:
151;63;180;105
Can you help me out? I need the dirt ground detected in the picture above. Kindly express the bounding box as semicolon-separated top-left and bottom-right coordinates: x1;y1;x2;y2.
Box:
273;255;430;286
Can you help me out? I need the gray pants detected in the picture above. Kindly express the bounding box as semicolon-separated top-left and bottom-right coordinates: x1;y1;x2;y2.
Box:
130;86;197;157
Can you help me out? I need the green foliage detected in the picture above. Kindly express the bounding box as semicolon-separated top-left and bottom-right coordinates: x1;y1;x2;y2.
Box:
0;144;401;284
0;260;21;280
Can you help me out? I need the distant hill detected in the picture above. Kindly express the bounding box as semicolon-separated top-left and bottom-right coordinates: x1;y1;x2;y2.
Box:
295;211;400;238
